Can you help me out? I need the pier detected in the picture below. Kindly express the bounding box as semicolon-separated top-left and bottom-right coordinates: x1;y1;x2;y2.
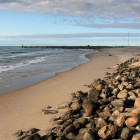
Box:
22;45;116;49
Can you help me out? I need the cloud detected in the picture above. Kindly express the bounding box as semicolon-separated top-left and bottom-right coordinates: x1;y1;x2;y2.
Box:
1;33;140;39
0;0;140;22
77;23;140;29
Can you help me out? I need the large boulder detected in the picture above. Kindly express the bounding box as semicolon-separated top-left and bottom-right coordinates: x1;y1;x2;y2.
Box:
125;113;140;127
98;124;118;139
117;90;128;99
114;114;126;127
82;99;96;117
88;88;100;103
111;99;124;107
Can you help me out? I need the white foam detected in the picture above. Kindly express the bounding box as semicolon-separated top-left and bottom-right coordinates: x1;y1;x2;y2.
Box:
0;56;47;74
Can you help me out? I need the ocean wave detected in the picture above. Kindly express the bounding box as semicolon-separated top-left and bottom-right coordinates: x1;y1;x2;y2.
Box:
0;56;47;74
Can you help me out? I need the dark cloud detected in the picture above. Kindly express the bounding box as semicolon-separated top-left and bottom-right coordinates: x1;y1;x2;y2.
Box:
0;0;140;22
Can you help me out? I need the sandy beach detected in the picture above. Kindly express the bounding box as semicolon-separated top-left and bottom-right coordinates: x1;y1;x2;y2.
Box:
0;47;139;140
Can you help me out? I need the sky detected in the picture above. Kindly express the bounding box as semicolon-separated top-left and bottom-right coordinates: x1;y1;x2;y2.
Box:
0;0;140;46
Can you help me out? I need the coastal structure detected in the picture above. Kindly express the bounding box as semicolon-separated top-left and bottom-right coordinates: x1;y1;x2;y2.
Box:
22;45;116;49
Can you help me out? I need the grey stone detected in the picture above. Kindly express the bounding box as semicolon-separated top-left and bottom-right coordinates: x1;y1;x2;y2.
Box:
121;127;132;140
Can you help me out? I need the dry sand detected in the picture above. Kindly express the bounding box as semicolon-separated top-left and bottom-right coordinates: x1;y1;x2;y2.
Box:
0;47;139;140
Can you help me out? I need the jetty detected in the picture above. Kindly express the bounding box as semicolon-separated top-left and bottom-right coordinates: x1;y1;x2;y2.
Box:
22;45;120;49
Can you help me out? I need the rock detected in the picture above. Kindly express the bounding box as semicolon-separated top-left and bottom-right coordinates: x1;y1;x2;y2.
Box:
100;92;106;99
70;92;76;99
88;88;99;103
75;91;84;98
92;80;103;91
54;120;63;125
111;99;124;107
62;124;75;136
132;133;140;140
117;90;128;99
121;76;127;82
115;75;121;81
118;84;125;91
55;129;63;137
136;125;140;131
131;108;140;114
125;108;134;112
62;120;73;128
114;114;126;127
123;81;129;86
13;130;24;137
96;84;103;91
70;102;81;111
55;102;70;109
61;111;72;121
108;96;115;102
134;98;140;108
125;113;140;127
112;88;119;95
97;106;111;119
120;127;133;140
95;118;107;130
126;84;134;90
42;109;58;115
66;132;76;140
24;133;42;140
98;98;108;105
98;124;118;139
47;135;55;140
73;121;82;130
45;106;52;109
128;91;136;96
75;128;88;140
78;117;88;126
133;89;140;96
82;99;96;117
128;95;137;100
86;123;95;132
134;82;140;88
83;130;95;140
109;110;121;121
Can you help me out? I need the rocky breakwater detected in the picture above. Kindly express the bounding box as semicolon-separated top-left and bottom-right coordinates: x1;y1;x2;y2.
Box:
15;56;140;140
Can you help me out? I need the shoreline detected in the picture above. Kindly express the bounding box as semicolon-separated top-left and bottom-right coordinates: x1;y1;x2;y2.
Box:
0;47;139;139
0;49;97;94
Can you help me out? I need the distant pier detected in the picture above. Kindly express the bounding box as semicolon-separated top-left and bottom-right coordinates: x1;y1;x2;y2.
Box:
22;46;115;49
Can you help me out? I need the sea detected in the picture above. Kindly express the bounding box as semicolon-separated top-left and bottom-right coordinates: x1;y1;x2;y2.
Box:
0;46;98;93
